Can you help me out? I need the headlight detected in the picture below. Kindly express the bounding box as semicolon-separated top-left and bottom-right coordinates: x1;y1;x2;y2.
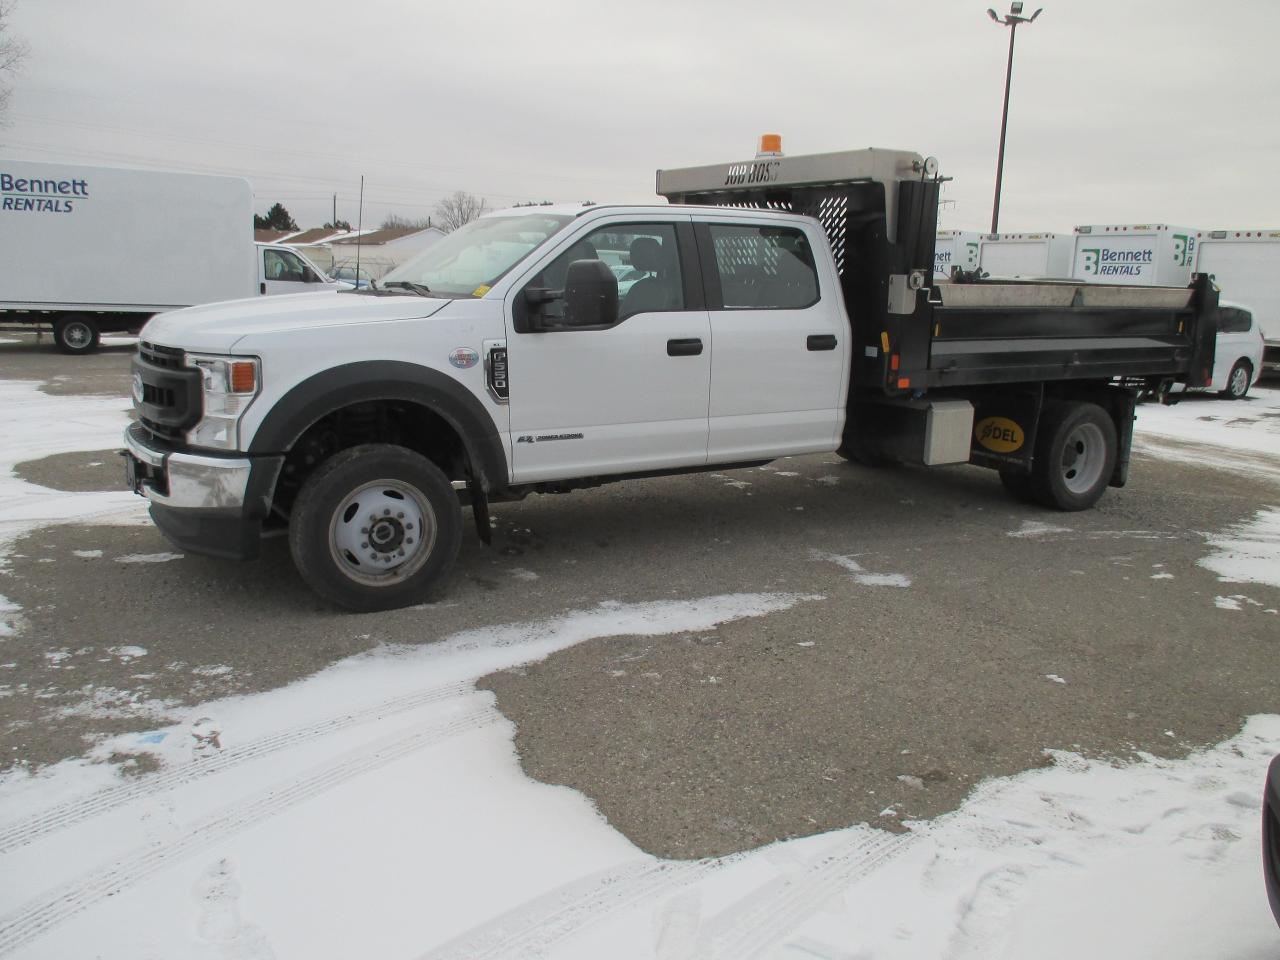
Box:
185;353;260;450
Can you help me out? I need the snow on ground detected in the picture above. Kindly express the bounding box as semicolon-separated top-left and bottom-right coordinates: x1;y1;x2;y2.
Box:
0;371;1278;957
1133;383;1280;480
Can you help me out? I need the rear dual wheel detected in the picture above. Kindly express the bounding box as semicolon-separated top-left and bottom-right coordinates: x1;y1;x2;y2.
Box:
289;444;462;612
1026;402;1117;511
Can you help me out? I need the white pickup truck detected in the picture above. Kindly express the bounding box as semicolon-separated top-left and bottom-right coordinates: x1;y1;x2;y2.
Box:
123;142;1218;610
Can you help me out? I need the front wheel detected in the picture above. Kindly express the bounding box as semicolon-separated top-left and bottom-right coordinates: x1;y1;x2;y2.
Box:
1030;402;1117;511
53;315;100;354
1221;360;1252;399
289;444;462;611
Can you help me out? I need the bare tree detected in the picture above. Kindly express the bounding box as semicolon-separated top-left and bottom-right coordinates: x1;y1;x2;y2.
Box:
380;213;433;230
434;191;487;233
0;0;30;127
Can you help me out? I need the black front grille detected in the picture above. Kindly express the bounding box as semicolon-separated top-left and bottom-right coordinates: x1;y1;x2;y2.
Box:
139;341;184;369
133;344;201;435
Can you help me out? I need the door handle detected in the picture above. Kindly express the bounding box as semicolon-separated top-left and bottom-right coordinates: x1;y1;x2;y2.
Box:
667;338;704;357
807;334;837;351
260;282;267;295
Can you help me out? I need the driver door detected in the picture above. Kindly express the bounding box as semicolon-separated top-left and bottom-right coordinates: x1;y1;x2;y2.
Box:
504;217;711;484
261;247;314;296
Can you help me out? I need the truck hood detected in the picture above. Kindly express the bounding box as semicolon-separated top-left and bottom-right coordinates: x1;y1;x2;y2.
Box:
140;291;450;353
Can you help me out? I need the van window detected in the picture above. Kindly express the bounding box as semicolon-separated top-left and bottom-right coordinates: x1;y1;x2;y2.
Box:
708;224;819;310
1218;307;1252;334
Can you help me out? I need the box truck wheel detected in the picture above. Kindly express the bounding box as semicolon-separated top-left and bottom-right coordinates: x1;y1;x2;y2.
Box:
1030;402;1116;511
1222;360;1252;399
288;444;462;612
53;315;100;355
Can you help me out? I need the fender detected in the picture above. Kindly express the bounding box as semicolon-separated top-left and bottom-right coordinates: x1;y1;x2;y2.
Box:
247;361;508;492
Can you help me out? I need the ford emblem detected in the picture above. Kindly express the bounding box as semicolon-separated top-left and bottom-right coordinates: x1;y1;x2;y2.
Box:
449;347;479;369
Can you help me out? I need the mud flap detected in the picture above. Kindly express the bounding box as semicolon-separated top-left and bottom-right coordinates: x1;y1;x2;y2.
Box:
468;478;492;545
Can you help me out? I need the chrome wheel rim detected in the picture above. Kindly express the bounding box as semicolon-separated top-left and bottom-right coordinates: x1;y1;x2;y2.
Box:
1230;365;1248;396
329;479;436;587
1059;422;1107;495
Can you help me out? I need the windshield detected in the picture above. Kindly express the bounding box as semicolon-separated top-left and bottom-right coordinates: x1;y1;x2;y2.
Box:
380;214;573;297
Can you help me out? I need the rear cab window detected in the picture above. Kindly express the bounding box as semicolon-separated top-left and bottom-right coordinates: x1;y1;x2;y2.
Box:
704;223;820;310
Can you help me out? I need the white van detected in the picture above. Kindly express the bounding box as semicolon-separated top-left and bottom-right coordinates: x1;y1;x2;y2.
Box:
1195;229;1280;376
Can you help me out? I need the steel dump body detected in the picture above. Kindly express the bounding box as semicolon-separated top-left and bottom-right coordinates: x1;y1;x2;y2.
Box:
657;148;1217;397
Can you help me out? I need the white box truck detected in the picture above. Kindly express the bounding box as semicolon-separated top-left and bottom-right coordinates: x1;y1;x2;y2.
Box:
979;232;1074;279
1195;229;1280;375
0;160;345;353
933;230;981;280
1071;224;1197;287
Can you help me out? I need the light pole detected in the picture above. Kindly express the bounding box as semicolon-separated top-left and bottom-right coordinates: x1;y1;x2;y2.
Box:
987;2;1042;235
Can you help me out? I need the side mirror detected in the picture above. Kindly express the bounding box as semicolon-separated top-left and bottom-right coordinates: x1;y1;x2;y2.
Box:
563;259;618;328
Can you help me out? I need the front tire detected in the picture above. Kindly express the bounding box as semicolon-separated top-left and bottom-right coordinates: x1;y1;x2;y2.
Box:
53;315;100;355
1030;402;1117;511
1222;360;1252;399
289;444;462;612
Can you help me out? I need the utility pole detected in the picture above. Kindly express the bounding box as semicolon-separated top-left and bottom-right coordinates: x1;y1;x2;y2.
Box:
332;193;337;227
987;2;1043;235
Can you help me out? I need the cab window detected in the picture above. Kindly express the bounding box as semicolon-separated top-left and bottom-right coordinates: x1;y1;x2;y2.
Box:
708;224;819;309
530;223;684;324
264;248;309;282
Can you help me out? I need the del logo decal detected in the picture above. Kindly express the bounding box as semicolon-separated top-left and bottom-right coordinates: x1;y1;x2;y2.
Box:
975;416;1024;453
448;347;479;369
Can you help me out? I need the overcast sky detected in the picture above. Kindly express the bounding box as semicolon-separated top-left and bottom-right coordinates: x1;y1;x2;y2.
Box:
3;0;1277;234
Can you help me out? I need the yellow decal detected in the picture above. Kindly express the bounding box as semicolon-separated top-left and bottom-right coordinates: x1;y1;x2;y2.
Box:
472;284;492;297
974;416;1024;453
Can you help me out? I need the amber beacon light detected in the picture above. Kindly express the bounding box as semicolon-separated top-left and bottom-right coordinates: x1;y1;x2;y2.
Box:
756;134;784;157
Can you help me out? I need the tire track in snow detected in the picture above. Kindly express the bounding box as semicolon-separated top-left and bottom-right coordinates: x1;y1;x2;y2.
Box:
418;857;724;960
417;831;911;960
705;831;911;959
0;679;472;855
0;705;495;957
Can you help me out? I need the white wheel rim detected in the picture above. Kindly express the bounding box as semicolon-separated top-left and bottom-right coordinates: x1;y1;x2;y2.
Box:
1059;422;1107;495
328;479;436;587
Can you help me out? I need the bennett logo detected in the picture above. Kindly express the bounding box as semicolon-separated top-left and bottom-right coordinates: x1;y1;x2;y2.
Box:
0;173;88;213
975;416;1024;453
1172;233;1194;266
1080;247;1153;277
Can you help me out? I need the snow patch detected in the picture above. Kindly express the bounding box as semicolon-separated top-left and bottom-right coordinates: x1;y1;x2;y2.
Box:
114;552;184;565
813;551;912;587
1007;520;1073;538
71;550;103;559
1198;507;1280;589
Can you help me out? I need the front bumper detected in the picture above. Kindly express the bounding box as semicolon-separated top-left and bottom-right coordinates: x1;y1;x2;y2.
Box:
123;422;282;560
1266;753;1280;928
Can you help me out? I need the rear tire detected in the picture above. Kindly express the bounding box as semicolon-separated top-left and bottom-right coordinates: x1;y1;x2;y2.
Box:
289;444;462;612
1029;402;1117;511
53;315;100;355
1221;360;1252;399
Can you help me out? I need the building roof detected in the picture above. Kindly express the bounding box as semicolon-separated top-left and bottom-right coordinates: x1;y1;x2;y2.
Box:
254;229;292;243
331;226;441;246
280;227;349;246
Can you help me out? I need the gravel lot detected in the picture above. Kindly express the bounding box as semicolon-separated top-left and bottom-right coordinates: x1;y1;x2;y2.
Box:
2;332;1278;859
